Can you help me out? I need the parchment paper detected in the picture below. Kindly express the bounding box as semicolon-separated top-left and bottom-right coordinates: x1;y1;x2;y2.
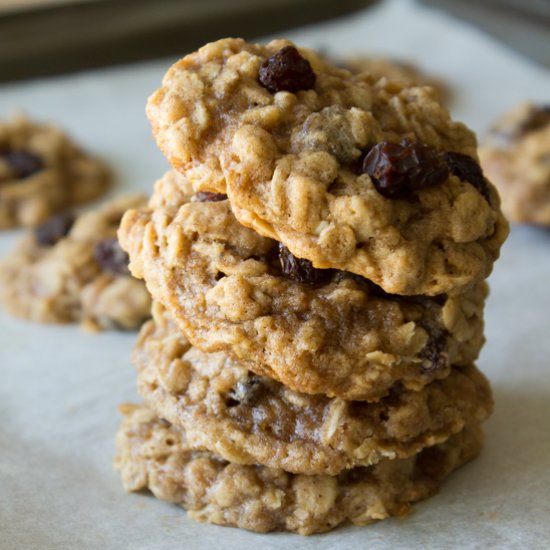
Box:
1;1;549;548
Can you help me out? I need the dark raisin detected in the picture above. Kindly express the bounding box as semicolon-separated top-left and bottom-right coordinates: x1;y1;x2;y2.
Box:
94;238;130;276
419;326;449;374
278;243;331;284
258;46;316;94
226;375;266;407
4;150;43;179
34;213;75;246
362;140;449;199
443;152;491;203
194;192;228;202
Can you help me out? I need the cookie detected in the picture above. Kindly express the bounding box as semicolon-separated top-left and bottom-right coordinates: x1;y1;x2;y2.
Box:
146;38;508;295
338;55;449;103
480;103;550;225
133;302;492;475
0;115;110;228
119;171;487;401
114;404;484;535
0;194;151;331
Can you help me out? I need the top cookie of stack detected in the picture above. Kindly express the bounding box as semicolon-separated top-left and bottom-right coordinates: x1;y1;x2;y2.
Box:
145;38;508;296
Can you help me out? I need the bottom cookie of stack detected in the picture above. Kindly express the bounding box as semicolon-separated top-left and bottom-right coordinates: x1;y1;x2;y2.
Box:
115;404;483;535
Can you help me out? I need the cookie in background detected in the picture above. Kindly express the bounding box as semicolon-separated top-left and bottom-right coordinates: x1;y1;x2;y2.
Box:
0;194;151;331
480;103;550;226
0;115;111;228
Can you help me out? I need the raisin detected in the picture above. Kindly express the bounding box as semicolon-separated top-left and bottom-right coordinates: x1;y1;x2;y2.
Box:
34;213;74;246
278;243;331;284
443;152;491;203
194;192;228;202
363;140;449;199
4;150;43;179
419;327;449;374
226;375;265;407
258;46;316;94
94;238;130;276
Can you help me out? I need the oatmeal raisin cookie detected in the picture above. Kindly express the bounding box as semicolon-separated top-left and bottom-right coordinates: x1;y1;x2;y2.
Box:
0;194;151;330
119;171;488;400
146;38;507;294
0;115;110;228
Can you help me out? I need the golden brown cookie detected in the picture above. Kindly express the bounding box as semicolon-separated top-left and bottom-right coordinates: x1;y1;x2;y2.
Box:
480;103;550;225
132;302;492;475
0;194;151;331
0;115;110;228
114;404;484;535
119;171;488;401
146;38;507;295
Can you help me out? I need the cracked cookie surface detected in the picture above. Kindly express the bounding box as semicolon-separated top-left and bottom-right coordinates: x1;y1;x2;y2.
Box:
146;38;507;295
114;404;484;535
0;116;110;228
480;103;550;225
120;171;488;400
133;302;492;475
0;194;151;331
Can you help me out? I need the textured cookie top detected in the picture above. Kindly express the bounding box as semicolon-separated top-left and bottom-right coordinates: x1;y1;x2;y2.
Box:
120;171;488;401
115;404;483;534
480;103;550;225
133;302;492;475
0;194;151;330
147;38;508;295
0;115;110;228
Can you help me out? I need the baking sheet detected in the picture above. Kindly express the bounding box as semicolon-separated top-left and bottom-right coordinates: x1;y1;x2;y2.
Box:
1;0;549;547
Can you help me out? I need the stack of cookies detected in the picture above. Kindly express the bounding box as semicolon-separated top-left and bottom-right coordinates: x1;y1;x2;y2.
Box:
114;39;508;535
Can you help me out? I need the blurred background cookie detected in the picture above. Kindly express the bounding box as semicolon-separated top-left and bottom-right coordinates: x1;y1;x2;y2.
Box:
0;194;151;330
0;115;111;228
480;103;550;225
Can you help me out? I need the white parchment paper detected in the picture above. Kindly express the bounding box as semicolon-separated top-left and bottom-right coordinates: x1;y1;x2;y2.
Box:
1;1;549;548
